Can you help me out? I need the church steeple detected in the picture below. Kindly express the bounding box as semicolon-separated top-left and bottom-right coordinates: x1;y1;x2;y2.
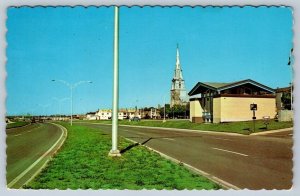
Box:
174;44;183;80
176;44;180;69
170;44;188;107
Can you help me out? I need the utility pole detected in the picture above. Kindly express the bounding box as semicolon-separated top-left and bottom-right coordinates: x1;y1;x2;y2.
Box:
287;48;294;110
109;6;121;157
163;96;166;123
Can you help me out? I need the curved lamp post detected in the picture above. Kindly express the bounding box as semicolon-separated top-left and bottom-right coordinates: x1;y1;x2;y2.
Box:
52;79;92;126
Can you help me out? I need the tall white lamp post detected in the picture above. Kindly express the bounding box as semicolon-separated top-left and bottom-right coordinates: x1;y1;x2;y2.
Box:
52;79;92;126
109;6;121;157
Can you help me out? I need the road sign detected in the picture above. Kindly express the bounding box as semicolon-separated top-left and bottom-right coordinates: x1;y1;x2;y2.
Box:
250;104;257;111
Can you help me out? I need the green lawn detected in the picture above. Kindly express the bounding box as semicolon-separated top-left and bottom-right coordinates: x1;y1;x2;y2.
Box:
77;119;293;135
6;121;30;129
25;123;220;190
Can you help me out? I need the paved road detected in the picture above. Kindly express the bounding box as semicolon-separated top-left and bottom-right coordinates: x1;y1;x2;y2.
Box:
77;122;292;190
6;123;65;188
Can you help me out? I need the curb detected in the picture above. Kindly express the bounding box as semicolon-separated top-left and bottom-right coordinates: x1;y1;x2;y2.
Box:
250;127;293;136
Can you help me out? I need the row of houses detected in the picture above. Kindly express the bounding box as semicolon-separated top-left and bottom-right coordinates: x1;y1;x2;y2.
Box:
86;107;160;120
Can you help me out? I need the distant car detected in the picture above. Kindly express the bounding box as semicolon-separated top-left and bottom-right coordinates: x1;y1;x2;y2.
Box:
131;117;140;122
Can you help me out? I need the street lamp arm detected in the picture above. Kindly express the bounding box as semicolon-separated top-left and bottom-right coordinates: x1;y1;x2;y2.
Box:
52;79;71;88
73;80;93;89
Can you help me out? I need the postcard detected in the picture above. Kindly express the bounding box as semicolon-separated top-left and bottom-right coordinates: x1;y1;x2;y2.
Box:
3;4;294;193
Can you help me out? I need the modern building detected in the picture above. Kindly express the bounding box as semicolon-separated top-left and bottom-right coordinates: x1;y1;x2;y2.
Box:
189;79;276;123
170;45;189;107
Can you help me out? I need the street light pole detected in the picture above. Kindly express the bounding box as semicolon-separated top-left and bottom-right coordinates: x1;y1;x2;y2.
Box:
109;6;121;157
163;96;166;123
52;80;92;126
70;86;73;125
288;48;294;111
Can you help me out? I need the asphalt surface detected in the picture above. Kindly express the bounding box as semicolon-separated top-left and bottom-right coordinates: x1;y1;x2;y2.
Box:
76;122;293;190
6;123;64;188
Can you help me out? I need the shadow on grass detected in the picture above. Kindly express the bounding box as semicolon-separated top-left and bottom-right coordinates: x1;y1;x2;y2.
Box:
259;127;268;130
121;135;203;154
120;137;153;154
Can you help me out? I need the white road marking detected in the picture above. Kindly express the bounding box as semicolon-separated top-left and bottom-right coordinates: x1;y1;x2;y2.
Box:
162;138;175;141
136;132;147;136
213;137;232;141
212;147;248;157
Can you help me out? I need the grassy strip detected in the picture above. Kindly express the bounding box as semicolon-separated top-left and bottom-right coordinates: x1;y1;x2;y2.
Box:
6;121;30;129
25;123;220;190
77;119;293;135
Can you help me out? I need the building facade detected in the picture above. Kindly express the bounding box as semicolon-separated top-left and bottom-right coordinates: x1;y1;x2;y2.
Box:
275;86;293;121
170;45;189;107
189;79;276;123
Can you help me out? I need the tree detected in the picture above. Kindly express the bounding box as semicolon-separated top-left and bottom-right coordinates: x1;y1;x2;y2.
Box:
281;92;292;110
170;104;189;119
159;104;171;118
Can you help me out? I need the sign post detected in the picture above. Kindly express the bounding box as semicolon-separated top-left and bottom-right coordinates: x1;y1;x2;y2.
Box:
250;103;257;133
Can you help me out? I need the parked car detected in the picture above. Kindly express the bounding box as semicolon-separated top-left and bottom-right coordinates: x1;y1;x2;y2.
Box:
131;117;141;122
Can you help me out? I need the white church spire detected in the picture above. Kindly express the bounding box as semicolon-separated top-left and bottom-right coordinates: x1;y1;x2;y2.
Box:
174;44;183;80
176;44;180;69
170;44;188;107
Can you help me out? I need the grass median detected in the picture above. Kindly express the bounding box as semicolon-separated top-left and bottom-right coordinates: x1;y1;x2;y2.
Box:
25;123;221;190
6;121;30;129
77;119;293;135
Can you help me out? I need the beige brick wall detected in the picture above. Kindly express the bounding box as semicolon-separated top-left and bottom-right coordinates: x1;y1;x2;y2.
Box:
218;97;276;122
213;98;221;123
189;99;203;122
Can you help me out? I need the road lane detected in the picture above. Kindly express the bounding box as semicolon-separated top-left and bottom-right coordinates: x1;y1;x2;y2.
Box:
76;122;292;189
6;123;64;188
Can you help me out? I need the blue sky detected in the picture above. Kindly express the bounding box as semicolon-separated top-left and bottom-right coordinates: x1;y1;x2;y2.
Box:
6;6;293;115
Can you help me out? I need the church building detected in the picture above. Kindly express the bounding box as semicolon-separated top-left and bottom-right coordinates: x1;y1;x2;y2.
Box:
170;45;189;107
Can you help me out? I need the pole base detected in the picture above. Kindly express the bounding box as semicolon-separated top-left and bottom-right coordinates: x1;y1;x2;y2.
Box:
108;149;121;157
163;119;166;123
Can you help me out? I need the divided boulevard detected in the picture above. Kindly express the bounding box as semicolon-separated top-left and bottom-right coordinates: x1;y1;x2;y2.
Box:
6;121;292;189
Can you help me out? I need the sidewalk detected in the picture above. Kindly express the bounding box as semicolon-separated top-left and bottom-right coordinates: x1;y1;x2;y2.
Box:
250;127;293;136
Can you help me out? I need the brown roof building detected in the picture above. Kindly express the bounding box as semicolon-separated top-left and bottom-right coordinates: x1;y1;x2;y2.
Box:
189;79;276;123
